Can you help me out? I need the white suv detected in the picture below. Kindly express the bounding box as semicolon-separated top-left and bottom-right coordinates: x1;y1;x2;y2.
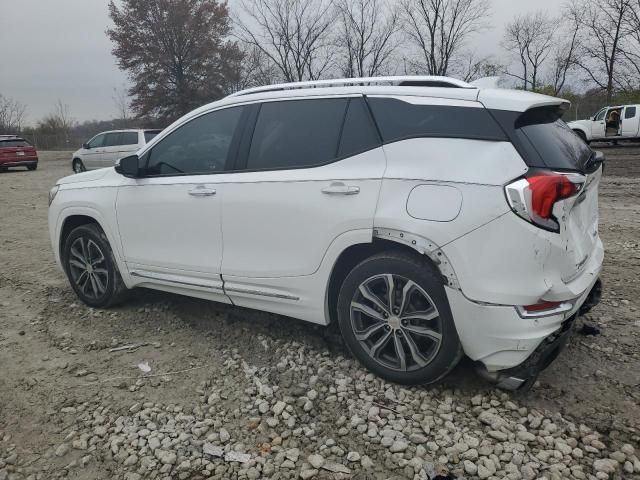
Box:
72;129;161;173
49;76;604;390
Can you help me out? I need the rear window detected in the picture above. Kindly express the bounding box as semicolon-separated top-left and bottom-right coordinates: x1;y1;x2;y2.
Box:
144;130;161;143
246;98;348;170
492;107;593;172
367;97;507;143
121;132;139;145
0;139;30;148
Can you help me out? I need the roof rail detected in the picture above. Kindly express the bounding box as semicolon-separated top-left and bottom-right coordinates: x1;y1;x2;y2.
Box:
228;76;476;97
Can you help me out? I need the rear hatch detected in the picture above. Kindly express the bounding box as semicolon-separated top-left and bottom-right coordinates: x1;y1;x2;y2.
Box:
494;106;603;284
0;139;37;163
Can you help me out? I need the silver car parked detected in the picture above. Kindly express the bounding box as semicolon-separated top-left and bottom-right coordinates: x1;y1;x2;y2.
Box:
72;129;161;172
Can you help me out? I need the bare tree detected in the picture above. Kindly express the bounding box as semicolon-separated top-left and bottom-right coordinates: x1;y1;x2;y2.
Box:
617;0;640;90
235;0;336;82
503;11;557;91
226;45;281;92
456;52;502;82
400;0;490;76
112;85;131;123
0;94;27;134
548;10;582;96
335;0;399;77
568;0;631;103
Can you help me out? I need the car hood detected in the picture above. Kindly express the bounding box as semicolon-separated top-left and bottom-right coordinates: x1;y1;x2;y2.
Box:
57;167;114;185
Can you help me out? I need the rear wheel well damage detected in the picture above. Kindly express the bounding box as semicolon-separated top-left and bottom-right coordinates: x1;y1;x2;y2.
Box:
325;231;460;324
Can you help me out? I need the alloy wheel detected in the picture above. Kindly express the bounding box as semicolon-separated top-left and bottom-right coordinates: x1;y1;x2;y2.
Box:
350;274;442;372
67;236;109;299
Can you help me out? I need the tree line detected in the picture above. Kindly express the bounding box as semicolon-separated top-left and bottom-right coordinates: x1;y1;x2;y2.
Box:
2;0;640;149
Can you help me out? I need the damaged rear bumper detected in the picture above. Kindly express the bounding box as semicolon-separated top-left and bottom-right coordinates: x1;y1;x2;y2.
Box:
446;272;602;390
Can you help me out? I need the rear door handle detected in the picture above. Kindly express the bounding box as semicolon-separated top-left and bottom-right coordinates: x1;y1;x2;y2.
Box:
321;182;360;195
188;186;216;197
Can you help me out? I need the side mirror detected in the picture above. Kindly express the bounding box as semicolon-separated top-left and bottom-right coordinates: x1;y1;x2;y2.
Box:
115;154;140;178
83;142;90;149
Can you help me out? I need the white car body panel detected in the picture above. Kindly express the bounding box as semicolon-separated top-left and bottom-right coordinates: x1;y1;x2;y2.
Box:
217;148;386;278
115;175;226;300
49;78;604;377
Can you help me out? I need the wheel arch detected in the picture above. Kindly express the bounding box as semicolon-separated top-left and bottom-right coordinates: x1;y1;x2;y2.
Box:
56;209;129;286
572;128;589;141
325;231;458;324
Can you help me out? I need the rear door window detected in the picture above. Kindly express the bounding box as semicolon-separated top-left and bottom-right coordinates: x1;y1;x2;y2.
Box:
144;130;161;143
367;97;507;143
625;106;637;119
104;133;122;147
120;132;139;145
338;98;381;158
246;98;348;170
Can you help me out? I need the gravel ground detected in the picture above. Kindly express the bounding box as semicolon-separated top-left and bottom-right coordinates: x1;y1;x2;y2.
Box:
0;148;639;480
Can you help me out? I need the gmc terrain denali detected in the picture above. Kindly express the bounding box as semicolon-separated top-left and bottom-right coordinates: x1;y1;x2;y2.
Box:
48;76;603;389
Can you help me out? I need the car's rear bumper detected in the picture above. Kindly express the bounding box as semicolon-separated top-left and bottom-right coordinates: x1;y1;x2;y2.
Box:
0;158;38;167
445;259;602;380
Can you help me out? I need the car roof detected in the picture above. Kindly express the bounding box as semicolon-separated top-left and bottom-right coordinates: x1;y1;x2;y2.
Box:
179;76;568;124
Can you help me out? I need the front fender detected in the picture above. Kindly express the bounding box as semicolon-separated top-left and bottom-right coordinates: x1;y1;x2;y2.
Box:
50;205;133;288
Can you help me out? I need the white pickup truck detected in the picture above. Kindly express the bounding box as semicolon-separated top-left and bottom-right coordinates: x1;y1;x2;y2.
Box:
568;104;639;143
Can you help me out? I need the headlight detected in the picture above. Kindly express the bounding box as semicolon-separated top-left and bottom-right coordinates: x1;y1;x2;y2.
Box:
48;185;60;206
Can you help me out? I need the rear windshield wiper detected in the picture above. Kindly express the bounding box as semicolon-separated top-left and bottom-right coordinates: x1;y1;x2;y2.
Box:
585;150;605;173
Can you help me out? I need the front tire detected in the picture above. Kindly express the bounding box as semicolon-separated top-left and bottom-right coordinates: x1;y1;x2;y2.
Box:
62;224;127;308
27;164;37;171
73;158;85;173
337;251;463;385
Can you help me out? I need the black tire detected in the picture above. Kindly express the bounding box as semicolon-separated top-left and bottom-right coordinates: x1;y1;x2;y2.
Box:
27;164;37;171
62;224;127;308
337;251;463;385
73;158;85;173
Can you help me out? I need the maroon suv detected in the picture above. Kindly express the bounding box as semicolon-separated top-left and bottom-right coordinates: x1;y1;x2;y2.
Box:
0;137;38;171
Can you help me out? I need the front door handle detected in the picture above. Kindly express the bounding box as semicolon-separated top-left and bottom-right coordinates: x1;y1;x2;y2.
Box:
321;182;360;195
188;186;216;197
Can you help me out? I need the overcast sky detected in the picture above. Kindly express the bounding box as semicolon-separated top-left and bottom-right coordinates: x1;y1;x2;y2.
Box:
0;0;563;125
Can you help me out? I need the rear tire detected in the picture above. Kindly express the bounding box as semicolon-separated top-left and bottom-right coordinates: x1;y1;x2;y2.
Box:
73;159;85;173
27;164;37;171
337;251;463;385
62;224;127;308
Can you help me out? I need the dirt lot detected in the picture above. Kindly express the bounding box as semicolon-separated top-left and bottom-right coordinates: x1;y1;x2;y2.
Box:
1;148;639;480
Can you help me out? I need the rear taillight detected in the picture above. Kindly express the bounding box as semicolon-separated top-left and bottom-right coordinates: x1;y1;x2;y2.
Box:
505;171;584;232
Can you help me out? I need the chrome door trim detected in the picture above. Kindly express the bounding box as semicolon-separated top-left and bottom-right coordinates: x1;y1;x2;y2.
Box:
224;286;299;301
130;270;224;291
